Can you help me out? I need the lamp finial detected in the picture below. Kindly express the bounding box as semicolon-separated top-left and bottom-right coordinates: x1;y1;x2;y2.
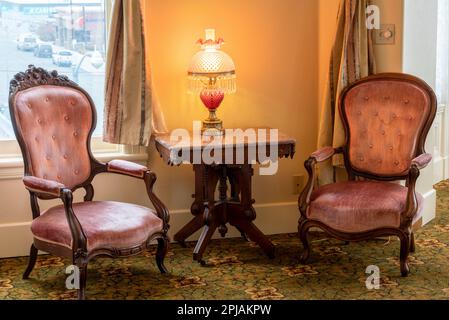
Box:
205;29;216;41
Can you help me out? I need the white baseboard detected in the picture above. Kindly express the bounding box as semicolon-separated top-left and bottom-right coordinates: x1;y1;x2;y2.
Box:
0;202;299;258
433;155;449;184
421;188;437;225
433;156;445;183
438;157;449;182
0;222;34;258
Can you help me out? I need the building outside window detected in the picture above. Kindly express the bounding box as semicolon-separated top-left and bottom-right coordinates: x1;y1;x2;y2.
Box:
0;0;106;140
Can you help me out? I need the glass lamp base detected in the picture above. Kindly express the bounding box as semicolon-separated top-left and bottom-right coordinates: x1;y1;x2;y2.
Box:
202;109;224;136
202;119;224;136
202;127;224;136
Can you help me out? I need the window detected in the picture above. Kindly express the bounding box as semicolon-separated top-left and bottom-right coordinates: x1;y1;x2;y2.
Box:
0;0;108;143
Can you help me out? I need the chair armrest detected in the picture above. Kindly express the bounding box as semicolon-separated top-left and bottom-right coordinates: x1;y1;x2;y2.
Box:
60;189;88;258
298;146;342;218
144;172;170;232
401;155;431;227
23;177;88;255
105;159;168;228
411;153;432;170
106;160;169;231
107;160;149;179
310;146;336;162
23;176;65;197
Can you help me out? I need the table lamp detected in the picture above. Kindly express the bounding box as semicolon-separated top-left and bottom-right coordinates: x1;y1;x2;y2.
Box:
188;29;236;136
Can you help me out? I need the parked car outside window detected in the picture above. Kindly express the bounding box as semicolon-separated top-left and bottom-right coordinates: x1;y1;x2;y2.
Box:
16;34;37;51
34;44;53;58
52;50;73;67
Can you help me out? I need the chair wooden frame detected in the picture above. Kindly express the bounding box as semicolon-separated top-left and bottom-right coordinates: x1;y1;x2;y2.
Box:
9;65;170;299
298;73;437;276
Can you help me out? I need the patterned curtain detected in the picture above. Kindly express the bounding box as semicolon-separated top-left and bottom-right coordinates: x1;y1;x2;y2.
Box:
317;0;376;184
104;0;167;147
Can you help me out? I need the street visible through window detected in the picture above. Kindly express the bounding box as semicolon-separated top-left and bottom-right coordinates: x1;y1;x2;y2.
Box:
0;0;106;139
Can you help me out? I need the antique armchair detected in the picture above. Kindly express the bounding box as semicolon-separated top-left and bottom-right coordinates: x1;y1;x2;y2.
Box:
298;73;436;276
9;66;170;299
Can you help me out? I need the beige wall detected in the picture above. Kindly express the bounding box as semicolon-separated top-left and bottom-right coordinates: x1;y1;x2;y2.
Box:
318;0;404;113
373;0;404;73
144;0;320;227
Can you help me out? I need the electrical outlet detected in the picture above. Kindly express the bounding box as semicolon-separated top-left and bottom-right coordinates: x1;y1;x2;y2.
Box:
374;24;395;45
292;175;305;195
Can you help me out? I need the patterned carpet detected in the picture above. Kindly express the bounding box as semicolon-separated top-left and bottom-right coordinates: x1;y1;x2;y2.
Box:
1;182;449;300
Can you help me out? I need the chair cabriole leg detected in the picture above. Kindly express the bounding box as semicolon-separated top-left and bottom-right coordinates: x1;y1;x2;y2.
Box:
23;244;38;279
156;237;169;274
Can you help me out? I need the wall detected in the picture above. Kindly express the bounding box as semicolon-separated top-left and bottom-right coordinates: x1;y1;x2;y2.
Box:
0;0;320;257
145;0;319;199
373;0;404;72
318;0;404;107
403;0;438;88
318;0;340;108
402;0;440;224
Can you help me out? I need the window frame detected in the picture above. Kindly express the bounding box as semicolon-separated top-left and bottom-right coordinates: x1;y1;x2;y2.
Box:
0;0;147;170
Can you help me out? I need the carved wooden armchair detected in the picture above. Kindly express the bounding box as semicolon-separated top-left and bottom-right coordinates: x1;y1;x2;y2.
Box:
298;73;436;276
9;66;170;299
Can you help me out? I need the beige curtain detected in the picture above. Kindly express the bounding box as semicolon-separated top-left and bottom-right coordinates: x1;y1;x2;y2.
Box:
104;0;167;147
317;0;376;184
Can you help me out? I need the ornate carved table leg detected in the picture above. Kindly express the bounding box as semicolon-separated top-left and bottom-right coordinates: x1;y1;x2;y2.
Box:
177;163;276;263
228;164;275;258
174;165;206;247
174;215;203;248
218;166;229;238
192;165;220;265
193;208;219;265
227;167;248;241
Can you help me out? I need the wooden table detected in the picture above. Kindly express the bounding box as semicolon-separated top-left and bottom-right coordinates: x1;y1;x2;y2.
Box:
155;129;296;265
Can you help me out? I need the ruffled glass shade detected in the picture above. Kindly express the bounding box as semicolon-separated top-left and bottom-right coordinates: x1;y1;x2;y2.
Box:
187;32;236;94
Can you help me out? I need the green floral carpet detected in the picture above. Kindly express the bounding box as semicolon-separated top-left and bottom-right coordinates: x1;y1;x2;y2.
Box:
2;182;449;300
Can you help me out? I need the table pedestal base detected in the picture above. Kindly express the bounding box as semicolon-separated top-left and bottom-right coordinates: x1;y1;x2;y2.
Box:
174;164;276;265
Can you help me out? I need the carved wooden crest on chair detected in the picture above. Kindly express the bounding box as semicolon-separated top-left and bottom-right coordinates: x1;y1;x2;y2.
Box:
298;73;437;277
9;65;170;299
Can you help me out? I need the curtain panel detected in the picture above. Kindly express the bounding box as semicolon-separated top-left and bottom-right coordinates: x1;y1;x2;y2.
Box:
104;0;167;147
317;0;376;184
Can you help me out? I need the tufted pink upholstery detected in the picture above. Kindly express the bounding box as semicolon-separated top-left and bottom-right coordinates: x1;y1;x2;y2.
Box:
308;181;423;233
13;85;93;189
342;80;431;176
31;201;163;251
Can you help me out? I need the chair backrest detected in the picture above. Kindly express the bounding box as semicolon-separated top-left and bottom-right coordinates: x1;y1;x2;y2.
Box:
339;73;436;179
9;66;97;190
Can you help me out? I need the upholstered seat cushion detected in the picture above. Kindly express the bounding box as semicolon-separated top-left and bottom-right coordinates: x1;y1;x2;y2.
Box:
308;181;423;233
31;201;163;251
